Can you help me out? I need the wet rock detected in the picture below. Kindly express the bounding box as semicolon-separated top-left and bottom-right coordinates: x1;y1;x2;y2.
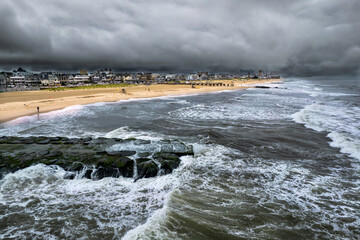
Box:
153;152;181;174
106;151;136;157
97;157;115;167
159;159;180;174
66;162;83;172
37;138;51;144
83;169;93;179
160;144;193;156
49;137;62;144
136;158;152;163
112;157;134;177
0;167;12;179
12;138;25;144
255;86;271;89
137;152;150;158
37;150;50;157
54;159;67;168
64;138;79;144
136;160;158;179
95;167;120;180
96;151;107;155
114;157;133;168
40;158;58;165
19;153;37;167
22;138;36;144
64;172;76;180
106;151;121;156
153;152;180;161
46;151;63;158
81;137;92;145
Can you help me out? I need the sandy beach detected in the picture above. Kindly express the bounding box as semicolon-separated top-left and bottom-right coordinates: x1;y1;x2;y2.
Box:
0;79;281;123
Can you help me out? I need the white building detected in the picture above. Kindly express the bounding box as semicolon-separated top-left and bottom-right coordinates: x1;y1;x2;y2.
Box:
41;75;60;86
165;73;176;81
186;73;199;81
73;75;90;84
10;76;26;85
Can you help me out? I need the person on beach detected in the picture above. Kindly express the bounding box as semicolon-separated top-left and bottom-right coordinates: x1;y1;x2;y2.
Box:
37;106;39;113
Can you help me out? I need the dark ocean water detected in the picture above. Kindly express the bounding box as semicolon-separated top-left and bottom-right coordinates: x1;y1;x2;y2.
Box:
0;78;359;239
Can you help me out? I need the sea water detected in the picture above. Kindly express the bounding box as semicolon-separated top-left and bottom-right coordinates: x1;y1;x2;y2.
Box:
0;78;359;239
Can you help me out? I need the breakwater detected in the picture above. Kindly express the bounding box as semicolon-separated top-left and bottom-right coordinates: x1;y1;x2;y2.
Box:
0;136;193;181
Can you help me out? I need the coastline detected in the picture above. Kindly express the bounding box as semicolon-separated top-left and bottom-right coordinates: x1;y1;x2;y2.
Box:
0;79;282;124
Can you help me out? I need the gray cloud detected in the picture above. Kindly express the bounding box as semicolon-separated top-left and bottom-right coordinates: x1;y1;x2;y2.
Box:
0;0;359;76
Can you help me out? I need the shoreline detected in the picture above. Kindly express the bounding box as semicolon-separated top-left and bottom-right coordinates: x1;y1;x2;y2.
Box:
0;79;282;124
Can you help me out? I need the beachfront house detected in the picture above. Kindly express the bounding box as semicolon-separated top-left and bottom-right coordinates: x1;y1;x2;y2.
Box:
186;73;199;81
0;73;6;87
72;75;90;84
12;67;30;77
198;72;209;80
41;74;60;86
25;76;41;86
10;76;26;85
165;73;176;81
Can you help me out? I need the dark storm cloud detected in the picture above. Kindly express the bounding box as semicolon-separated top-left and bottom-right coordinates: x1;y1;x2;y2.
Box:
0;0;359;76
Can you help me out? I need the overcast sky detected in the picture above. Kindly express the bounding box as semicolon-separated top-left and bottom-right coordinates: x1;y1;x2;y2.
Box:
0;0;359;76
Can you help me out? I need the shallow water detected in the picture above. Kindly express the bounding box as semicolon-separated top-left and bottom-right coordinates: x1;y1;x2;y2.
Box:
1;78;359;239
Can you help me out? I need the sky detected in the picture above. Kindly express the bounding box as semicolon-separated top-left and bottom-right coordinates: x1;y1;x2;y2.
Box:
0;0;359;76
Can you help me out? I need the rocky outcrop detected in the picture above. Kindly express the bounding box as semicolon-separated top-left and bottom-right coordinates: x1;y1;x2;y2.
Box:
0;136;194;181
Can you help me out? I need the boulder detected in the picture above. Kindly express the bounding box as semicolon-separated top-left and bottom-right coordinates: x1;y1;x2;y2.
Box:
153;152;180;161
94;167;120;180
136;160;158;180
159;159;180;174
106;151;136;157
115;158;134;177
160;144;193;156
137;152;150;158
46;151;63;158
37;150;50;157
64;172;76;180
66;162;83;172
83;169;93;179
36;138;51;144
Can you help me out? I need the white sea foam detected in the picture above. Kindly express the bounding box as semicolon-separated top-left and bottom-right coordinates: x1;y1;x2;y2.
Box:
105;126;165;141
293;102;360;160
169;92;300;121
124;139;360;239
122;144;232;240
0;161;185;239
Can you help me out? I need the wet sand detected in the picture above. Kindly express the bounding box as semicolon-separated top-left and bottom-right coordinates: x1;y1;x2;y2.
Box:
0;79;281;123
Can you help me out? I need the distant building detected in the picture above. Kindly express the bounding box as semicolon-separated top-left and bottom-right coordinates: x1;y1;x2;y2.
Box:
124;75;133;81
186;73;199;81
80;69;88;75
0;73;7;89
72;75;90;84
12;67;29;77
197;72;209;80
165;73;176;81
10;76;26;85
41;74;60;86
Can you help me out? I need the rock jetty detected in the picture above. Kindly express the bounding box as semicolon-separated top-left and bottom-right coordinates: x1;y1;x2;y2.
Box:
0;136;194;181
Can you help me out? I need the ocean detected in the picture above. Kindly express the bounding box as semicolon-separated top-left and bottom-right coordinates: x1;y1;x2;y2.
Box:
0;78;359;239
